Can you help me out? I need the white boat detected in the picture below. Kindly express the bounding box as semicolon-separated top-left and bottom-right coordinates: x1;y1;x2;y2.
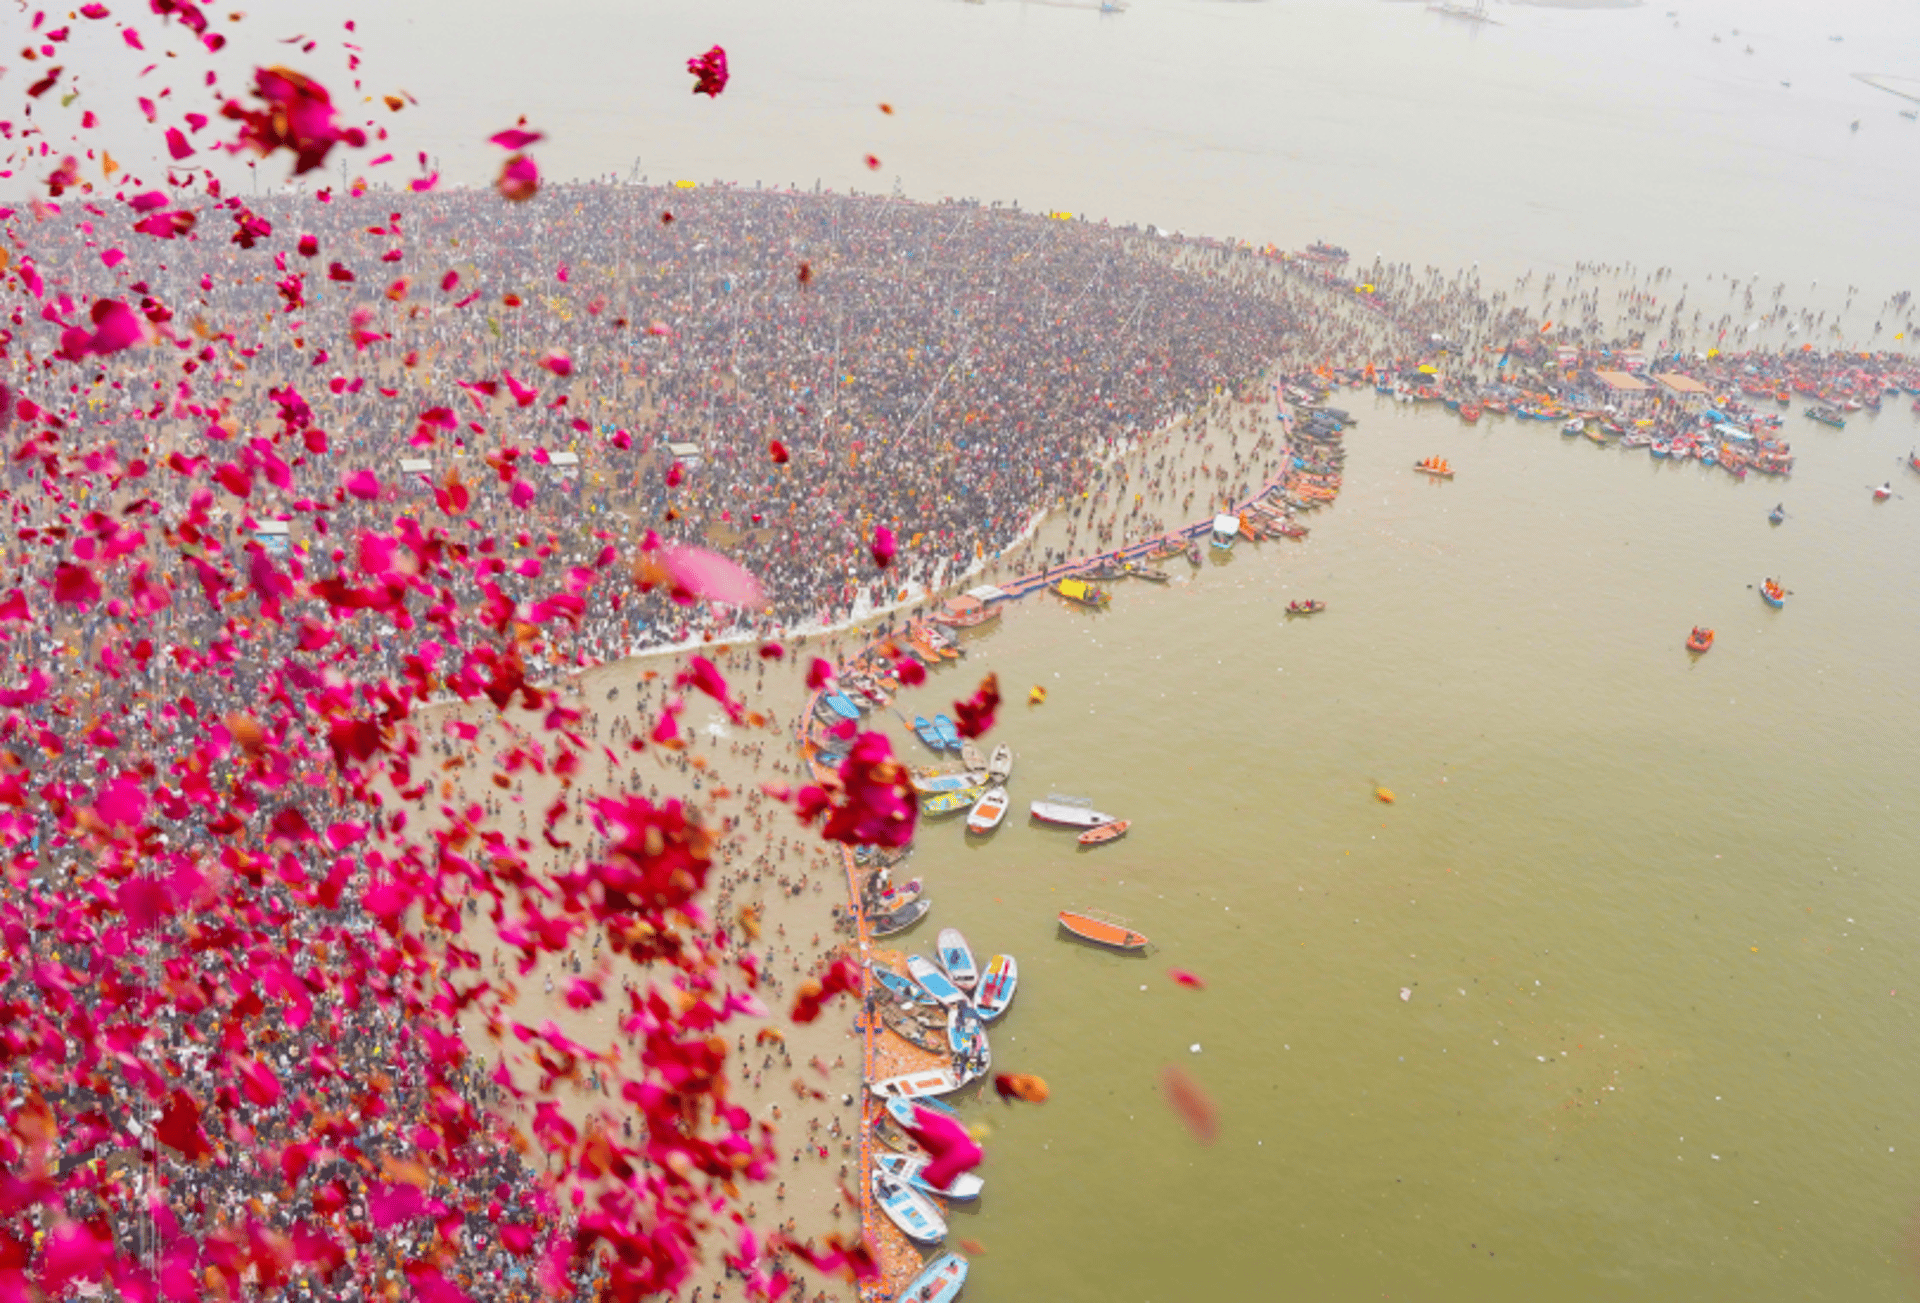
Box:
874;1150;985;1202
972;954;1017;1021
1029;793;1118;828
960;741;986;773
870;1066;962;1099
987;743;1013;783
900;1255;969;1303
966;787;1010;834
872;1170;948;1244
883;1093;959;1132
936;928;979;990
946;1002;987;1056
907;954;966;1005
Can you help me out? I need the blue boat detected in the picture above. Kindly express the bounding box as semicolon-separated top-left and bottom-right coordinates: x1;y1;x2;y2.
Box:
1768;504;1785;525
824;693;863;719
913;715;945;751
884;1093;959;1132
972;954;1018;1022
906;955;965;1006
1760;580;1785;609
900;1254;969;1303
870;964;933;1006
933;714;962;751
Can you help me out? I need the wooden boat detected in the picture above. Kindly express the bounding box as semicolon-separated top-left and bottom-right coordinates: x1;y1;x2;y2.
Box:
913;715;944;751
899;1254;969;1303
1460;403;1482;422
1760;580;1785;609
874;1152;985;1203
920;786;985;817
1057;909;1149;951
936;928;979;991
1685;627;1715;654
933;715;962;751
1185;540;1202;566
906;955;966;1006
883;1093;959;1132
1768;505;1785;525
1412;459;1454;479
872;1171;947;1245
1077;820;1130;847
1029;793;1118;828
1052;577;1111;607
959;741;986;773
823;692;863;719
869;898;931;938
930;593;999;629
911;768;987;794
867;884;924;916
1125;563;1172;583
879;1003;949;1054
987;744;1013;784
1285;600;1326;615
870;963;935;1007
966;787;1010;834
973;954;1018;1021
1805;406;1846;428
869;1065;962;1099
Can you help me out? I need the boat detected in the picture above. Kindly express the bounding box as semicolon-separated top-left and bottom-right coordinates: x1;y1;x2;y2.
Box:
883;1093;958;1132
870;1066;962;1099
1909;450;1920;475
1685;627;1715;654
913;716;945;751
1768;504;1786;525
1805;406;1846;428
1185;540;1202;566
1562;418;1586;436
1210;513;1240;550
945;1001;986;1056
1760;579;1785;609
966;787;1010;834
823;692;863;719
1052;576;1111;607
906;955;967;1006
930;593;999;629
899;1254;969;1303
869;898;932;938
973;954;1017;1021
1057;909;1149;951
921;786;985;817
870;963;936;1007
1412;458;1454;479
1285;600;1326;615
933;714;962;751
911;768;988;794
878;1003;948;1054
987;744;1013;784
960;741;986;772
1459;403;1482;423
1873;482;1893;501
1077;820;1130;847
936;928;979;991
872;1171;947;1245
1125;563;1172;583
1029;793;1119;828
874;1152;985;1203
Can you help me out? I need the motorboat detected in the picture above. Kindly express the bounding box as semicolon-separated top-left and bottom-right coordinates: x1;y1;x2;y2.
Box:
966;787;1010;834
907;954;967;1005
870;898;931;938
1057;909;1149;951
936;928;979;990
870;1066;962;1099
1077;820;1130;847
1210;513;1240;550
972;954;1018;1021
899;1254;969;1303
987;743;1013;784
874;1151;984;1202
1030;793;1118;828
872;1170;947;1245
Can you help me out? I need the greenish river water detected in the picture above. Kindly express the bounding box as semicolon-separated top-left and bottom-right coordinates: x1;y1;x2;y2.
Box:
881;397;1920;1301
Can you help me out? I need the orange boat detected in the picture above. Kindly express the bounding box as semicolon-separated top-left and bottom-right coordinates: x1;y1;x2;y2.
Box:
1685;626;1715;654
1057;909;1149;951
1077;820;1130;847
1413;458;1454;479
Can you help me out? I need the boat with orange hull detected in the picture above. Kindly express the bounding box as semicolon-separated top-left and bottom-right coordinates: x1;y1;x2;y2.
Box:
1459;403;1482;423
1413;457;1454;479
1077;820;1130;847
1686;627;1715;654
1057;909;1149;951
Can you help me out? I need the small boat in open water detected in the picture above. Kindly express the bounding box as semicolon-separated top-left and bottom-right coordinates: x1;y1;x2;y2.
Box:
1078;820;1130;847
1760;579;1785;609
872;1171;947;1245
1768;503;1786;525
899;1253;969;1303
1686;626;1715;654
1057;909;1150;951
907;954;966;1005
1413;457;1454;479
966;787;1010;834
1031;793;1119;828
973;954;1018;1021
875;1151;985;1202
937;928;979;991
1286;600;1326;616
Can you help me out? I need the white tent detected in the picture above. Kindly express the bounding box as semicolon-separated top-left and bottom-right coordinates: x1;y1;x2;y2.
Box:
1211;513;1240;538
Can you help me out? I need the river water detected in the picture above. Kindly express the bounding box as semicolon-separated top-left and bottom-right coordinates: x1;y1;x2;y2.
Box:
294;0;1920;1294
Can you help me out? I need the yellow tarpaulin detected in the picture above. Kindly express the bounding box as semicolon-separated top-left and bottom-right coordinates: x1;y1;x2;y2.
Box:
1057;579;1089;602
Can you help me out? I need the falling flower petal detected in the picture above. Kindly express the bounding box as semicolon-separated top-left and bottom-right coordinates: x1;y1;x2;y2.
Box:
1160;1066;1218;1143
1168;968;1206;990
687;45;729;97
